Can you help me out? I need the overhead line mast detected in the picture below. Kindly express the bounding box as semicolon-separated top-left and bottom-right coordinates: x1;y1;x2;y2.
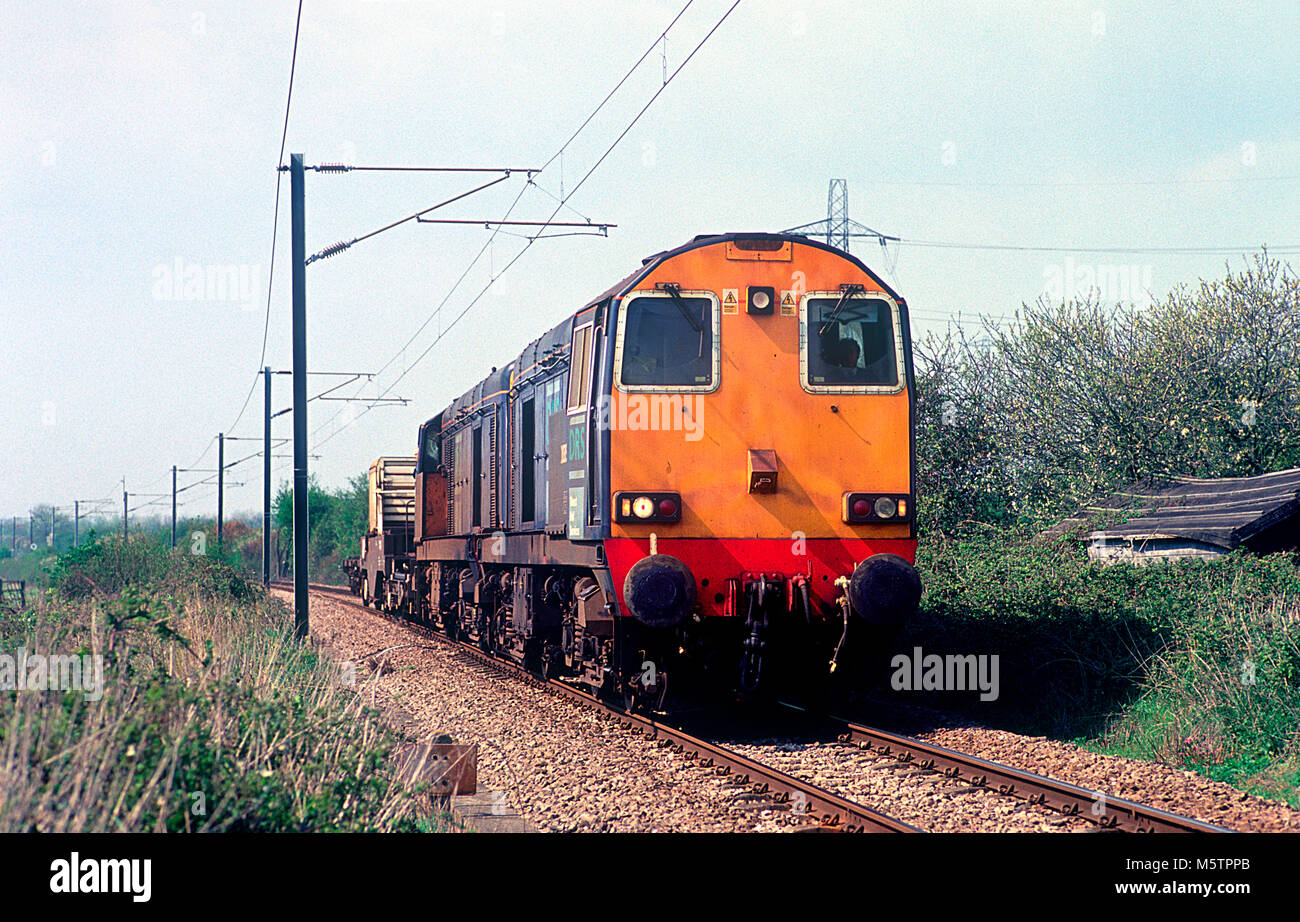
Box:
282;155;608;640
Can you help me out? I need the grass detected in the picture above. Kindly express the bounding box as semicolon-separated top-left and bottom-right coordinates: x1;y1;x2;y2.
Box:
1086;589;1300;805
902;529;1300;806
0;534;452;832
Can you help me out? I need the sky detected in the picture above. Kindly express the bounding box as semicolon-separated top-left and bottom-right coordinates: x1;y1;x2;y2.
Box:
1;0;1297;524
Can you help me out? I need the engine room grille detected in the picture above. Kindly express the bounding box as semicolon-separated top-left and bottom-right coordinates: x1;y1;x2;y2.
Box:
489;414;499;528
444;435;455;536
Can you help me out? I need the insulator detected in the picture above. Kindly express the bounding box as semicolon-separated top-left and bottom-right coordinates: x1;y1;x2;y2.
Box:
316;239;353;260
314;162;351;172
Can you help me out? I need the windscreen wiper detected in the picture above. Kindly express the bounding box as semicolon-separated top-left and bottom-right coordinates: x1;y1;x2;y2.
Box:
656;282;703;333
818;283;864;336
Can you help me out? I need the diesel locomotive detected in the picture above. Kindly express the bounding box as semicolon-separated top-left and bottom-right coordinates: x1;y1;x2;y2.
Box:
350;232;921;707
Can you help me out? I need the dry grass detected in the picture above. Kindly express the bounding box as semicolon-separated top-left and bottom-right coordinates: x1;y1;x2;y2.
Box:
0;539;446;832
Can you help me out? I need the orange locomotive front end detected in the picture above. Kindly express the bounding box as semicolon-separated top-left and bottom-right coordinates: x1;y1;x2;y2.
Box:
600;233;920;694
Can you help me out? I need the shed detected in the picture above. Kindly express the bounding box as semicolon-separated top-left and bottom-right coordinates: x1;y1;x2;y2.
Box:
1053;468;1300;564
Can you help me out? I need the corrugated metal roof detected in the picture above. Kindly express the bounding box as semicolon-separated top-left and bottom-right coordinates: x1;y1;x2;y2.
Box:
1069;467;1300;550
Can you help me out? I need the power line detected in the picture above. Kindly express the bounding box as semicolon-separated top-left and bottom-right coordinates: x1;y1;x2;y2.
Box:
552;0;742;213
327;184;530;403
526;175;595;223
304;172;526;265
856;174;1300;188
308;0;716;447
371;0;741;405
26;6;310;530
226;0;304;437
84;4;302;522
315;0;743;452
60;2;739;507
539;0;697;177
413;218;616;230
169;440;290;499
184;435;218;473
134;438;215;492
896;239;1300;255
315;164;542;173
369;0;698;374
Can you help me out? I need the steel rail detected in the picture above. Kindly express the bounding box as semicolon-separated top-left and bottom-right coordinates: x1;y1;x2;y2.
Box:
827;717;1232;834
548;686;918;833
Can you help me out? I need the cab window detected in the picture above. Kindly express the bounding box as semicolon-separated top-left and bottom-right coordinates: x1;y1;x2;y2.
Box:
618;293;718;391
567;323;593;410
419;420;442;471
805;295;899;390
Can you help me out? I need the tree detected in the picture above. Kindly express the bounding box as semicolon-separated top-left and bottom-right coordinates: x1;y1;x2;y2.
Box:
273;472;369;579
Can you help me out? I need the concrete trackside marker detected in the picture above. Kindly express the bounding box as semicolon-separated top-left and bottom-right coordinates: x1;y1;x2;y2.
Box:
383;704;533;832
451;792;535;833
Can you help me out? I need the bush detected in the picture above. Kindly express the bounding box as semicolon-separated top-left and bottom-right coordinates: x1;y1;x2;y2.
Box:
916;250;1300;532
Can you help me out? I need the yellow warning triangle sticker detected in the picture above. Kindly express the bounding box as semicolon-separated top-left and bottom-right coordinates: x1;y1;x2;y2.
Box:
722;288;738;313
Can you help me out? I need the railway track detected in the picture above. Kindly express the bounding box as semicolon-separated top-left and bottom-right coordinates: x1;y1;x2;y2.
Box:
816;711;1230;834
278;580;1230;834
281;581;914;832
